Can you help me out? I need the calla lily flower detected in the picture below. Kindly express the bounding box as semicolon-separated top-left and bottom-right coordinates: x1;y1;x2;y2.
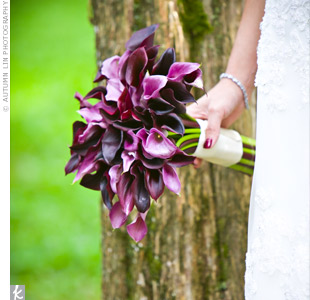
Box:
108;164;122;194
109;201;128;228
144;128;177;159
100;55;120;80
162;164;181;195
124;130;139;151
121;151;136;173
127;210;148;242
143;75;168;100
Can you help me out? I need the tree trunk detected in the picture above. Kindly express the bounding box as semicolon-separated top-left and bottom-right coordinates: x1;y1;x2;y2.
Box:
90;1;256;299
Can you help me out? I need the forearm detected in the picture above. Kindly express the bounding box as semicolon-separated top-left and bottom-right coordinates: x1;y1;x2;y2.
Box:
224;0;265;97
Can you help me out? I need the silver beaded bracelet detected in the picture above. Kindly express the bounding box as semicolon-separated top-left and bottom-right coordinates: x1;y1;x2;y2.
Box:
219;73;249;110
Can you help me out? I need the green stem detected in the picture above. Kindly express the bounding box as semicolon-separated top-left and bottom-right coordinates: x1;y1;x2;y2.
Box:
243;147;256;155
180;142;199;151
229;164;254;176
239;158;255;167
241;135;256;147
184;128;201;134
176;134;201;147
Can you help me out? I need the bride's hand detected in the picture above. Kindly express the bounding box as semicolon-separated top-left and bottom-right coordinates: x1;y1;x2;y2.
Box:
186;78;246;168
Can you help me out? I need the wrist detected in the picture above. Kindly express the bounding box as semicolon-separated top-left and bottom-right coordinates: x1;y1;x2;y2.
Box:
218;77;244;106
219;73;250;109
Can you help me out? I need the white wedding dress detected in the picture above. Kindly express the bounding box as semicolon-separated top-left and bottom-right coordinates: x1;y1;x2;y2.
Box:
244;0;310;299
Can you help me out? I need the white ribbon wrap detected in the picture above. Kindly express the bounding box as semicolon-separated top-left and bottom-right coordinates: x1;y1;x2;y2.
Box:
192;119;243;167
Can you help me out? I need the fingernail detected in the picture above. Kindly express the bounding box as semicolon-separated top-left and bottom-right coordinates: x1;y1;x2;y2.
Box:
203;138;212;149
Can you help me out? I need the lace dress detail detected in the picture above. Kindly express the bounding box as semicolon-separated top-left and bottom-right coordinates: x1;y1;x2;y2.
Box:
245;0;310;299
255;0;310;111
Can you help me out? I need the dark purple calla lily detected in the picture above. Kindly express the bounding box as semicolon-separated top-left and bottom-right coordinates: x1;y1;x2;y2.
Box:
152;48;176;76
125;47;148;88
70;125;103;156
116;172;135;216
84;86;107;101
159;88;187;114
168;151;195;167
132;107;153;129
100;174;115;210
131;169;150;213
125;24;159;51
145;168;164;200
156;113;185;135
138;147;165;170
93;70;105;83
147;97;175;115
101;126;123;165
80;163;108;190
164;81;196;103
117;87;133;115
65;153;80;175
113;119;142;131
146;45;160;72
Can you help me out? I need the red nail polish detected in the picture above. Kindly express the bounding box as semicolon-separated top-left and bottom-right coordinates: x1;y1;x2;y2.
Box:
203;138;212;149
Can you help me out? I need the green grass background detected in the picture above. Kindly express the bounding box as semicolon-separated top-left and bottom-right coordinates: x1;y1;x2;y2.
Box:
11;0;102;299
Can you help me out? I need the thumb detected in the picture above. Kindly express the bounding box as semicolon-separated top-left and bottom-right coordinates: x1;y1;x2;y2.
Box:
204;110;223;149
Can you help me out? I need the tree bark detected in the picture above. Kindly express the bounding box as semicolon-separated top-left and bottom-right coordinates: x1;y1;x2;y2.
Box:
90;1;256;299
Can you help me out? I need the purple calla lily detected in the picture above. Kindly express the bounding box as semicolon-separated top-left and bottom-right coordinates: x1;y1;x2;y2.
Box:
152;48;176;76
121;151;136;173
125;24;158;51
126;211;148;242
108;164;122;194
109;201;128;228
101;125;123;165
125;47;148;87
100;55;120;80
65;24;205;243
145;168;164;200
116;172;135;216
73;147;100;183
143;75;168;100
167;62;200;82
124;130;139;151
144;128;177;159
162;164;181;195
106;78;124;101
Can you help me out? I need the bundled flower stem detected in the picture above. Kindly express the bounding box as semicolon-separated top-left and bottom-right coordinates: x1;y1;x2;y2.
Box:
168;114;256;176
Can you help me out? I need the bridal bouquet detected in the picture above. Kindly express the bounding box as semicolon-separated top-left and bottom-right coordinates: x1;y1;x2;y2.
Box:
65;24;255;242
